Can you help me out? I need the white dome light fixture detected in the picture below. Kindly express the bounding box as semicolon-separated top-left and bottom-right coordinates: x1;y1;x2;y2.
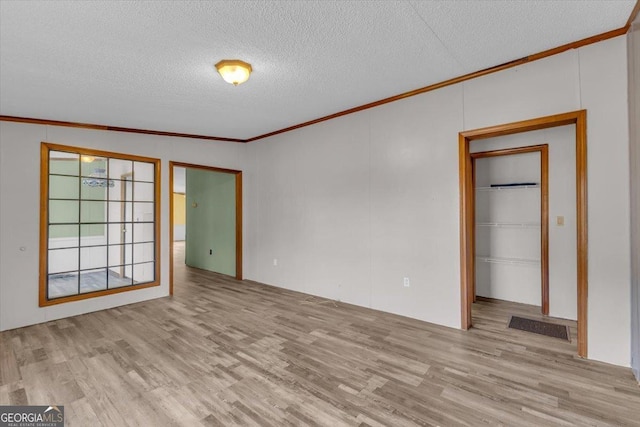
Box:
215;59;252;86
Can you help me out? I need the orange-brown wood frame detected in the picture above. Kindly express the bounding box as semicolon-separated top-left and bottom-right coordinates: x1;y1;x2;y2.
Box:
459;110;588;357
39;142;162;307
169;161;243;296
470;145;549;315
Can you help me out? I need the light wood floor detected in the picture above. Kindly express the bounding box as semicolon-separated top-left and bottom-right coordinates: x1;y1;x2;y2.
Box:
1;243;639;426
472;296;578;356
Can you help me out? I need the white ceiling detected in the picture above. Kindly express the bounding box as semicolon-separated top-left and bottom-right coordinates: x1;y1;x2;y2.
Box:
0;1;634;140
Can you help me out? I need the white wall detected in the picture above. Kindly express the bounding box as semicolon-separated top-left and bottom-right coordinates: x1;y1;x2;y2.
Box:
471;126;577;321
248;84;463;328
0;122;248;331
246;36;631;367
173;225;186;241
579;38;631;367
628;14;640;381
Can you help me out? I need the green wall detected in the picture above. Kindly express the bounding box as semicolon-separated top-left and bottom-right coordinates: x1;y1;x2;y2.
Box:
49;159;106;238
185;169;236;276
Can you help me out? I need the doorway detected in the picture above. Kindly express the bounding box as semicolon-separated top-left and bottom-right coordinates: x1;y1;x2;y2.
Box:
471;145;549;314
169;162;243;295
459;110;587;357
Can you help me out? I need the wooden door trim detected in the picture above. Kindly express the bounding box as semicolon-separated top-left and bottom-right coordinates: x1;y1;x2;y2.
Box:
470;144;549;315
169;161;243;295
459;110;587;358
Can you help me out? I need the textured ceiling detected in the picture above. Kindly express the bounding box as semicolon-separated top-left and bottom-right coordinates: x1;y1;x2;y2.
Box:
0;1;635;140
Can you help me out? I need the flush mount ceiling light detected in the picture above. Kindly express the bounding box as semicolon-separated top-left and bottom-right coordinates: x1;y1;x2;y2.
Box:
215;59;252;86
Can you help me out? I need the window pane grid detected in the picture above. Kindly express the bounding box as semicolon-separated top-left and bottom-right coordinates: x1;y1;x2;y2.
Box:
48;220;81;226
49;174;155;185
48;172;81;179
50;198;107;202
79;176;155;183
48;260;156;276
48;151;155;163
46;146;157;302
47;221;149;225
48;241;155;251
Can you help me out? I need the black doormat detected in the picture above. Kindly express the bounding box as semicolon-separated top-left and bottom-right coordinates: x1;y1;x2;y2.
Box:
508;316;570;341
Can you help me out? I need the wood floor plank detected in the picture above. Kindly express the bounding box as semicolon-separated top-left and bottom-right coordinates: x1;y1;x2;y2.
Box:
0;242;639;425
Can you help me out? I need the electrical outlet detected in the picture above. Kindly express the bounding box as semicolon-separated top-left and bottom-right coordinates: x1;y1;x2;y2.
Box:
209;249;213;255
557;216;565;226
273;258;278;266
403;277;410;287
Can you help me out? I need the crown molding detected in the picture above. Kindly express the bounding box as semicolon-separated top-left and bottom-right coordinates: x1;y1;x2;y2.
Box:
0;115;247;143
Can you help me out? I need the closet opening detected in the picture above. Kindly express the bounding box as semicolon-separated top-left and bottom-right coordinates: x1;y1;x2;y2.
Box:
459;110;587;357
471;145;549;314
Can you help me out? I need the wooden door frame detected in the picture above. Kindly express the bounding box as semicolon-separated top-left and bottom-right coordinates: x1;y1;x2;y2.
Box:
470;144;549;314
169;161;243;295
459;110;588;357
